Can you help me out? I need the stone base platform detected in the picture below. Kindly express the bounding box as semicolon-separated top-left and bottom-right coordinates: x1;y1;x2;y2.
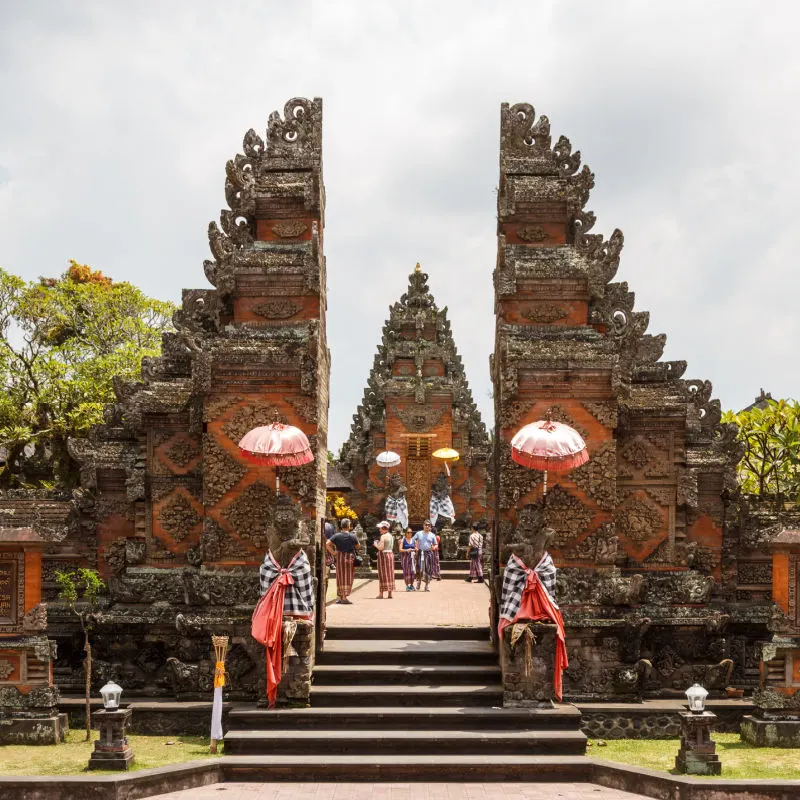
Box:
0;711;68;745
741;713;800;747
58;696;754;739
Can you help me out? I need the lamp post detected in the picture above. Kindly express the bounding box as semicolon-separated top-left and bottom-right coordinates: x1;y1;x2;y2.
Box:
675;683;721;775
88;681;134;771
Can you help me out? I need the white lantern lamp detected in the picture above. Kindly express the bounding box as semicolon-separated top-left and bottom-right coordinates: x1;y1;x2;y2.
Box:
100;680;123;710
685;682;708;714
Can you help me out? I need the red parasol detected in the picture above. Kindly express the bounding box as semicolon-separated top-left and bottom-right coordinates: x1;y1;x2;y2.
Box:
511;418;588;496
238;423;313;467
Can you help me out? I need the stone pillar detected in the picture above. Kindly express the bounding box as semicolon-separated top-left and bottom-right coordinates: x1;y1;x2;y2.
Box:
88;708;134;770
0;528;65;745
675;711;721;775
500;622;558;707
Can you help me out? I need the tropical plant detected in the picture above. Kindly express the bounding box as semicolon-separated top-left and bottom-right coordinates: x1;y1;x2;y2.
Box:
0;262;174;487
722;398;800;509
55;568;106;740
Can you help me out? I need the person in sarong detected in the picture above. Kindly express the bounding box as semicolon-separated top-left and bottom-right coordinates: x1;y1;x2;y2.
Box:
465;523;485;583
413;519;438;592
431;532;442;580
374;520;395;599
400;527;416;591
326;518;360;604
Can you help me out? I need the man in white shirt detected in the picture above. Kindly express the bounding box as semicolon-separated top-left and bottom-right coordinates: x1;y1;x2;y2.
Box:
413;520;438;592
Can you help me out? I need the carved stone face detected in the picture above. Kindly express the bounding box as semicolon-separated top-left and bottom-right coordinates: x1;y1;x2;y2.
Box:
387;473;407;498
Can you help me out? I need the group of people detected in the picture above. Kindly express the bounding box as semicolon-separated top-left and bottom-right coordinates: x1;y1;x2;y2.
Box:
326;518;486;603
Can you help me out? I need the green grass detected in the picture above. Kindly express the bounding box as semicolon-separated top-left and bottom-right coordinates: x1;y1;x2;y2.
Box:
588;733;800;780
0;729;223;776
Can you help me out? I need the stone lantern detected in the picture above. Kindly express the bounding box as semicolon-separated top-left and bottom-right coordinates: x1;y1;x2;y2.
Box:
675;683;721;775
88;681;134;770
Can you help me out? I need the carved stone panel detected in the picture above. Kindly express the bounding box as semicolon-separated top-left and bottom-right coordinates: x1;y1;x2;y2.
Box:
406;457;431;523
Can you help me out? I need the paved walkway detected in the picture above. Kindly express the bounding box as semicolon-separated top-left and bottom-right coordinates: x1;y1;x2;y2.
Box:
326;576;491;627
150;782;650;799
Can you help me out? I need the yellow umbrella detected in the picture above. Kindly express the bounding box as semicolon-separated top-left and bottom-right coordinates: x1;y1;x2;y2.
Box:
432;447;460;476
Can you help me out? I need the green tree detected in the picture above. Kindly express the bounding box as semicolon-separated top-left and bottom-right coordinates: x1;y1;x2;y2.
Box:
0;262;174;487
722;398;800;509
55;568;106;741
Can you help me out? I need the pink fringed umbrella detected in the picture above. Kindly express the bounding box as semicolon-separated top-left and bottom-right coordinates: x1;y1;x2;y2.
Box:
511;418;588;496
238;423;314;491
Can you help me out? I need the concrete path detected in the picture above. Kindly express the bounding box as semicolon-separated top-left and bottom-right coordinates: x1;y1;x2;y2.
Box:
150;782;650;799
326;576;490;627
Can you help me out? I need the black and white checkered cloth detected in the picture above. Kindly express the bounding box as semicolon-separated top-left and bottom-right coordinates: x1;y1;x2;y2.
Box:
500;552;558;624
429;492;455;526
258;550;315;616
385;495;409;528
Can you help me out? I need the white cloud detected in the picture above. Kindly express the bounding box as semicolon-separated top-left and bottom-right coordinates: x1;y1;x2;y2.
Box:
0;0;798;450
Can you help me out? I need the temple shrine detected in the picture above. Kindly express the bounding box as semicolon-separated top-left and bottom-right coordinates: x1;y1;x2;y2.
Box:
0;97;794;731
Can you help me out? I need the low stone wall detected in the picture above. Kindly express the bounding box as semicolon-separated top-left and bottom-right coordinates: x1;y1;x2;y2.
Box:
578;700;754;739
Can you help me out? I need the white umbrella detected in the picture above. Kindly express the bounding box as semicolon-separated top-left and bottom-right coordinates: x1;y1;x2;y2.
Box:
376;450;401;468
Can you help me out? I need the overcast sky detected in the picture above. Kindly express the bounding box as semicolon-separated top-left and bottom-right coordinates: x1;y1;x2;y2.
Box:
1;1;798;451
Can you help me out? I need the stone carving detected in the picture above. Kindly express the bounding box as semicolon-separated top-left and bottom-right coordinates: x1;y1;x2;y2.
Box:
164;437;201;470
582;401;618;430
393;404;445;433
542;485;593;549
223;481;275;551
517;225;548;243
271;221;308;238
571;440;617;510
203;435;247;505
620;437;652;471
286;396;318;425
616;495;664;544
522;305;569;324
21;603;47;632
0;660;15;679
222;405;287;446
497;400;531;430
253;300;302;320
158;494;202;542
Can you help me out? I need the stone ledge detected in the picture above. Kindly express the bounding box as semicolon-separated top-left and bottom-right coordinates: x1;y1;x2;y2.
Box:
0;756;797;800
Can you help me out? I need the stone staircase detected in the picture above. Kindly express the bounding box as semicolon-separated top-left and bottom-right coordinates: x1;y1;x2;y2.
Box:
225;624;586;776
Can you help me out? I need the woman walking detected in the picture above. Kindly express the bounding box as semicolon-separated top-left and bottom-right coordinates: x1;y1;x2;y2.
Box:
326;518;360;603
400;527;416;591
465;522;485;583
375;520;395;599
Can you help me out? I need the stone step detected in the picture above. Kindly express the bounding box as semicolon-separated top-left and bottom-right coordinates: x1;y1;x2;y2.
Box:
220;754;592;782
316;639;497;666
313;664;501;685
309;683;504;707
226;705;583;732
325;625;490;641
224;728;587;756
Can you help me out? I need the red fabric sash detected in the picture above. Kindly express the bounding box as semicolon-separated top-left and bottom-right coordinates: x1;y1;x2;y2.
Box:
251;569;295;708
498;567;568;702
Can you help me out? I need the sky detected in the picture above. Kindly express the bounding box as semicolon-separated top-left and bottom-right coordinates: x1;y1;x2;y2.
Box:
1;1;798;452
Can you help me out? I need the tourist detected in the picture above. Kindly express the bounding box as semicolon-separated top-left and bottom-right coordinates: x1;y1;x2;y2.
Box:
324;517;336;569
413;519;438;592
326;518;360;604
465;522;484;583
431;531;442;581
375;520;395;599
400;527;416;591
